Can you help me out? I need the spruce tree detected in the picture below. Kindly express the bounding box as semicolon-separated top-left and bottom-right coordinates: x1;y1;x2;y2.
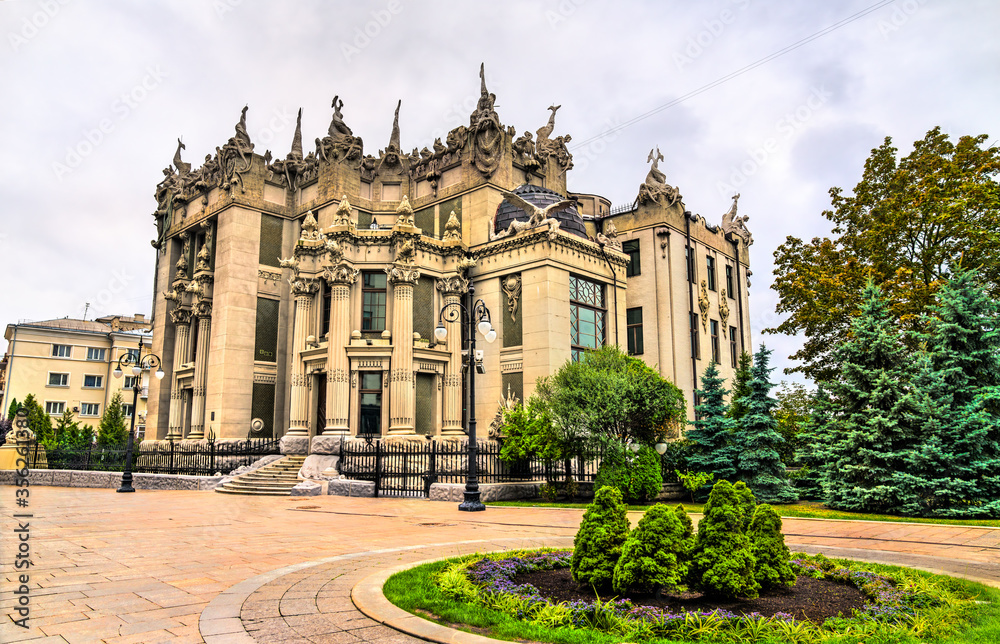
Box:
21;394;54;445
687;480;759;599
98;391;129;446
571;486;631;590
824;281;916;513
734;346;798;504
726;352;753;421
685;362;737;486
794;386;834;501
7;398;19;420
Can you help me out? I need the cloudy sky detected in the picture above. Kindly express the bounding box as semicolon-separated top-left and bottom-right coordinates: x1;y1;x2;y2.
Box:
1;0;997;384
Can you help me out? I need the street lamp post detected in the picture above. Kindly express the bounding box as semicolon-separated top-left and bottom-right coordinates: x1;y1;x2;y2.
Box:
112;349;164;493
434;278;497;512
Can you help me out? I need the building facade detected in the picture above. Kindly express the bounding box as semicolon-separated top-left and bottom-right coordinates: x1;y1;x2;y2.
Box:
2;316;154;435
145;68;752;447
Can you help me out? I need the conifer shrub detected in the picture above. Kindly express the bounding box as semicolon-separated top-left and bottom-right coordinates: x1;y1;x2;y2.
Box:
733;481;757;532
594;444;663;502
571;486;630;590
748;504;796;591
612;504;689;595
687;480;760;599
674;504;695;547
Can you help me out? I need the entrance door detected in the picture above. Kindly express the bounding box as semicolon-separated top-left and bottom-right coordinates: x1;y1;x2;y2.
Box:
315;373;327;435
415;373;435;435
359;372;382;436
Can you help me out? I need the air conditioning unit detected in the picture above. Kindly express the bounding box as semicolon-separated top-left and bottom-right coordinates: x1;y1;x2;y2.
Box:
72;406;79;413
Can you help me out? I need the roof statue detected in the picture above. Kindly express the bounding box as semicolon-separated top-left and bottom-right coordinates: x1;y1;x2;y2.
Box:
533;104;573;173
720;193;753;246
316;95;363;164
328;95;353;139
637;146;682;207
173;138;191;175
492;189;574;241
468;63;502;179
389;99;401;152
217;105;255;194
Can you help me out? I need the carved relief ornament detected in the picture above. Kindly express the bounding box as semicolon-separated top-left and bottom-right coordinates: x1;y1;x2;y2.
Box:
719;289;730;327
291;277;322;296
698;279;710;332
386;264;420;285
322;264;360;285
169;307;192;325
501;274;521;321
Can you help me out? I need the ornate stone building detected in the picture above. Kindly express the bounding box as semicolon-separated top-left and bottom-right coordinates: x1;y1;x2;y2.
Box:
145;66;752;448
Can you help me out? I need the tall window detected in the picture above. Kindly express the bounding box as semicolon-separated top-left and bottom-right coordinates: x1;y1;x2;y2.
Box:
48;373;69;387
689;313;700;359
86;347;106;361
322;282;332;337
710;320;720;363
706;256;717;291
623;239;641;277
83;375;103;389
685;246;695;283
729;326;739;368
570;275;606;362
362;272;387;332
626;307;643;355
45;401;65;415
52;344;71;357
726;265;734;295
359;372;382;435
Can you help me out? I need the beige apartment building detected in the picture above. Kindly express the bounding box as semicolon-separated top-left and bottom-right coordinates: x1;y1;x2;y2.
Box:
145;67;752;450
2;316;153;436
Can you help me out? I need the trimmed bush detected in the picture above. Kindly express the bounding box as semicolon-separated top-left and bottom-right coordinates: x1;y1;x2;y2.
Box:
733;481;757;532
612;504;689;595
571;486;630;590
748;504;796;591
594;445;663;503
687;480;760;599
674;504;695;546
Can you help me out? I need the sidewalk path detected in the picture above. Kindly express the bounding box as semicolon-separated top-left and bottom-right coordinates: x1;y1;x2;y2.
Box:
1;487;997;643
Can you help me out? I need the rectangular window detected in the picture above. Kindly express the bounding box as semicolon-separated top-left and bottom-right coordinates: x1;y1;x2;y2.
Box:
126;348;140;361
706;256;717;291
685;246;696;283
123;375;137;389
83;375;103;389
626;307;643;355
48;373;69;387
729;326;739;368
122;403;135;418
322;282;332;337
359;372;382;435
52;344;71;357
255;297;280;362
726;265;734;296
80;402;99;416
623;239;641;277
86;347;106;361
710;320;720;363
362;272;387;332
259;214;284;268
570;275;606;362
45;401;65;415
690;313;700;359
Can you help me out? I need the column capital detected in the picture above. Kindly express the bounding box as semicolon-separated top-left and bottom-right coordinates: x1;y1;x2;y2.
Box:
291;277;322;296
322;263;360;285
436;273;469;296
169;307;192;325
194;300;212;318
386;264;420;286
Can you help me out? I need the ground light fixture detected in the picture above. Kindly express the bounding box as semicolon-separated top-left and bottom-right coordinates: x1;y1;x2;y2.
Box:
435;278;496;511
112;348;164;493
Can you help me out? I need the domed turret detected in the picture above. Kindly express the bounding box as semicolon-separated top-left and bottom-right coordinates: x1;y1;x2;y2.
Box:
493;184;588;239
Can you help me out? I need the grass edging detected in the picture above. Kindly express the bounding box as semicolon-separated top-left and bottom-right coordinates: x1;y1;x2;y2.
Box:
381;551;1000;644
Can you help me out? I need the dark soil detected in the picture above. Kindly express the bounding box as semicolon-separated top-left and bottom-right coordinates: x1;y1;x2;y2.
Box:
515;568;866;623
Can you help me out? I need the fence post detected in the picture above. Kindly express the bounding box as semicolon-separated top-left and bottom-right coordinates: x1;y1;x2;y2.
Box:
86;441;93;470
210;440;216;475
170;440;175;475
374;440;382;498
425;441;437;497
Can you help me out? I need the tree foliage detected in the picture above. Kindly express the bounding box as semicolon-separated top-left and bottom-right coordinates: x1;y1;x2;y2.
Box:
686;362;737;485
20;394;53;445
793;386;834;501
613;504;690;595
769;127;1000;381
572;486;631;590
54;410;94;450
726;352;753;421
595;444;663;503
98;391;129;446
687;480;760;599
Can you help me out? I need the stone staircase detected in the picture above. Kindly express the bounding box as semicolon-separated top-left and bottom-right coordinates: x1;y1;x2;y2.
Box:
215;455;306;496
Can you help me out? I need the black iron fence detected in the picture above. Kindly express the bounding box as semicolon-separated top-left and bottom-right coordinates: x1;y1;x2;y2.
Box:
339;439;680;498
18;438;280;476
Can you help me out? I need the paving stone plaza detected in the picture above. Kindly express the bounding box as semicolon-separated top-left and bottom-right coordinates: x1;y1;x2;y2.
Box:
1;487;998;643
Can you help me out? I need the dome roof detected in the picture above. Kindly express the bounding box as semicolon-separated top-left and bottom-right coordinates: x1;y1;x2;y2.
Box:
492;184;589;239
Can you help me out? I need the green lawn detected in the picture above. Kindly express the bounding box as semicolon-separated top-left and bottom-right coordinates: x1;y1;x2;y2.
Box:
485;499;1000;528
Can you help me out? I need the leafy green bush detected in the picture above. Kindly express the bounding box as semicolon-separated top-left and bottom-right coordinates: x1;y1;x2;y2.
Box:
748;504;796;591
612;503;690;595
675;470;714;503
595;445;663;503
571;486;630;590
687;480;760;599
674;504;695;546
733;481;757;532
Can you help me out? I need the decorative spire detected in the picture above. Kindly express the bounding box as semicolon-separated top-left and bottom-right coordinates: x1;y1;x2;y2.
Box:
388;99;401;151
394;195;415;227
289;108;303;160
332;194;352;227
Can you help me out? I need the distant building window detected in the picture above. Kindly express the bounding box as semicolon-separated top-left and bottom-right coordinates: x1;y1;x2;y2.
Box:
122;403;135;418
48;373;69;387
685;246;696;283
123;375;137;389
726;265;734;295
87;347;106;361
710;320;720;363
359;372;382;435
80;402;99;416
570;275;606;362
362;272;388;332
52;344;71;358
626;307;643;355
125;348;140;361
623;240;641;277
45;401;65;415
706;256;717;291
83;375;103;389
690;313;700;359
729;326;739;368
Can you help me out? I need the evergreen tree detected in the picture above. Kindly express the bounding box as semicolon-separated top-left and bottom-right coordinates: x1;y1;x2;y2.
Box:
685;362;737;486
613;504;689;595
793;386;834;501
748;504;796;591
824;281;916;513
53;410;94;450
571;486;631;590
7;398;20;420
900;270;1000;517
20;394;54;444
733;481;758;531
734;346;798;504
97;391;129;446
726;352;753;421
687;480;759;599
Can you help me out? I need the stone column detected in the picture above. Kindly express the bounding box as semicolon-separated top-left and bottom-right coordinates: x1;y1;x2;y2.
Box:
387;264;419;435
166;308;191;440
287;279;319;437
437;275;469;435
324;268;359;435
188;303;211;439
